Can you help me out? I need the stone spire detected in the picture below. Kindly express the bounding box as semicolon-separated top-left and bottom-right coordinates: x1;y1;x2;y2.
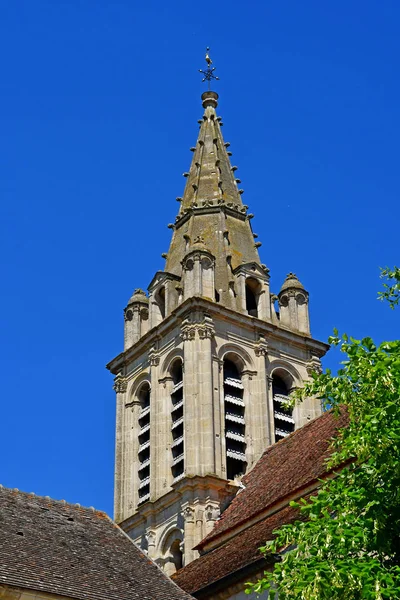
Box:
179;91;245;211
165;91;263;307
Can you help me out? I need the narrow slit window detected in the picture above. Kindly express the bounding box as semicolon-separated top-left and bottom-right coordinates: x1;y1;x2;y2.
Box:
272;374;294;442
137;382;151;504
223;358;247;480
170;360;184;481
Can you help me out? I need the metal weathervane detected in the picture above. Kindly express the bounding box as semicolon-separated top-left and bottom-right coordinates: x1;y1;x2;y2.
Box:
199;47;220;90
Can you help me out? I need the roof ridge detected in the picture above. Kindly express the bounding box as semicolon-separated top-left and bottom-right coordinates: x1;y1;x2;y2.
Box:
0;483;105;516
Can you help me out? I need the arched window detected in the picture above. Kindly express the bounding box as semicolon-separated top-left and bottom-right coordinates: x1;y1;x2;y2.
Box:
272;374;294;441
163;534;184;576
245;277;261;317
170;539;183;572
223;358;247;480
170;360;184;481
274;298;280;320
155;286;166;320
137;382;151;503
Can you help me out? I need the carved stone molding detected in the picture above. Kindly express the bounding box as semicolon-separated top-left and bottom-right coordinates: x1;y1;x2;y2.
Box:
306;356;322;376
180;324;197;341
113;374;128;394
197;323;215;339
148;347;160;367
158;375;174;388
242;369;257;380
205;504;220;522
255;337;269;357
180;313;215;341
182;506;195;522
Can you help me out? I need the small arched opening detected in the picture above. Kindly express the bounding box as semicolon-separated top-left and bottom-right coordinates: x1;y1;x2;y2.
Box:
154;286;166;320
223;356;247;480
170;538;183;572
137;381;151;504
245;277;261;317
170;359;184;481
271;372;294;442
274;298;280;320
163;534;183;576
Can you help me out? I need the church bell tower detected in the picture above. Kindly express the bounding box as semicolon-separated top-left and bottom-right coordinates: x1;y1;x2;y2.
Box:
107;61;329;574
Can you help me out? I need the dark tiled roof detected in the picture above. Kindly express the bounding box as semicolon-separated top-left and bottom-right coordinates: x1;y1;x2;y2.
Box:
0;486;192;600
173;503;303;595
173;410;347;595
199;409;348;548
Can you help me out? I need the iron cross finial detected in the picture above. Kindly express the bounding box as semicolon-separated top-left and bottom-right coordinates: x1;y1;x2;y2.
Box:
199;47;220;90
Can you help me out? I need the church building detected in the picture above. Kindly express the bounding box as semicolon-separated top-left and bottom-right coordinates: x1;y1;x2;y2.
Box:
106;64;329;576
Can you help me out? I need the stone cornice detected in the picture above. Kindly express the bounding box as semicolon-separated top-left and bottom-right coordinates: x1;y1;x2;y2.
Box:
119;475;238;533
174;203;248;230
106;296;329;374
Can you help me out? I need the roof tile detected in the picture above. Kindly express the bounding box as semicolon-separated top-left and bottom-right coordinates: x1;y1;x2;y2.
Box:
173;409;348;595
199;409;347;548
0;487;192;600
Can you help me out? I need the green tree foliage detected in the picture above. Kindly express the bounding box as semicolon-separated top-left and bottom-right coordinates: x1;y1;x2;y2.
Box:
247;267;400;599
378;266;400;309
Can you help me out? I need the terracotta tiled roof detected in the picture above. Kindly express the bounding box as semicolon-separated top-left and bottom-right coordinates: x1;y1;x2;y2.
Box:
199;408;347;549
0;486;193;600
173;409;347;596
173;503;303;595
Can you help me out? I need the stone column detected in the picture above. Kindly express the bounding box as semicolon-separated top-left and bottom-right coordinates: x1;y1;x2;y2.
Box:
197;316;216;475
288;290;299;330
157;375;174;494
114;374;137;523
113;375;126;522
212;356;223;479
254;338;272;455
241;369;257;468
181;320;197;476
267;375;276;445
124;306;140;349
297;293;310;334
147;529;157;560
237;272;247;312
193;256;201;296
182;506;198;564
195;507;204;548
148;346;162;501
260;278;271;320
218;358;227;479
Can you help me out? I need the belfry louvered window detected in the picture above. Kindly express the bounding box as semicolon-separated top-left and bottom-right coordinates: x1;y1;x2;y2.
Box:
223;359;247;480
170;360;184;482
272;374;294;441
137;382;151;504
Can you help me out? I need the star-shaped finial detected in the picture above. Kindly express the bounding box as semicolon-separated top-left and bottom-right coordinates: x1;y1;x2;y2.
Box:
199;47;220;90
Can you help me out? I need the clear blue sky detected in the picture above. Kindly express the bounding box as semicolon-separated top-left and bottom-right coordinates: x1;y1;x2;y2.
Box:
1;1;399;516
